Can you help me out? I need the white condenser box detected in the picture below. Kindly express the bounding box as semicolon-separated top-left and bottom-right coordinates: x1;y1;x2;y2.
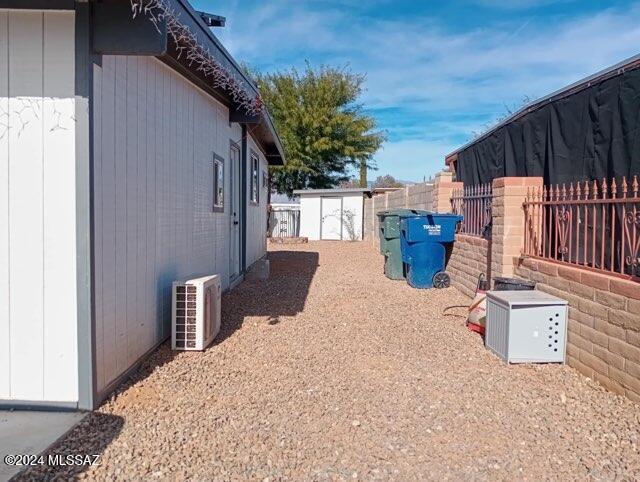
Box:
172;275;221;351
486;290;568;363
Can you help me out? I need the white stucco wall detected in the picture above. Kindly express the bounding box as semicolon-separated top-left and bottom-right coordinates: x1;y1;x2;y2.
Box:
0;10;78;403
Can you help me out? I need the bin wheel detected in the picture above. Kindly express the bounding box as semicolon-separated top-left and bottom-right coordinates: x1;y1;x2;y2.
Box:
433;271;450;289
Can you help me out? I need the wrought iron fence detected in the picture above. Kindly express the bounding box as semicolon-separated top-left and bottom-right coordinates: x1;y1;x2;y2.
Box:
451;183;492;238
523;177;640;280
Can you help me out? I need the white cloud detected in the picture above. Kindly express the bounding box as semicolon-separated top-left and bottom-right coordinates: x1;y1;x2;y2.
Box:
206;0;640;178
372;139;458;181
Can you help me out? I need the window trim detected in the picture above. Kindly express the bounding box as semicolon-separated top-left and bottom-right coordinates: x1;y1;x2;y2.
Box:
250;150;259;205
213;153;225;213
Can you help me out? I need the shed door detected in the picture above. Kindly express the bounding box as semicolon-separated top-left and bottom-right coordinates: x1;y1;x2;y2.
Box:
321;197;343;240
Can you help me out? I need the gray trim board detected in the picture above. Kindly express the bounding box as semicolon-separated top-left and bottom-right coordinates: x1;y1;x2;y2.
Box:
0;400;79;411
0;0;74;8
249;149;260;205
92;2;167;56
213;153;224;213
241;125;248;273
229;140;242;282
230;107;260;124
75;3;96;411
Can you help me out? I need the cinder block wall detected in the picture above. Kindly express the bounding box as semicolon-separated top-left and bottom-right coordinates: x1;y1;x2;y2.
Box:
448;235;490;298
363;183;434;244
515;258;640;402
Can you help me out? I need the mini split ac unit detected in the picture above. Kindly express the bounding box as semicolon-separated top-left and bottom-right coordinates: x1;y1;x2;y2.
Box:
172;275;221;351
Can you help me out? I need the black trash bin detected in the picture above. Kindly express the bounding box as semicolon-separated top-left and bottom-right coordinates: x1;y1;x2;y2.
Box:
493;277;536;291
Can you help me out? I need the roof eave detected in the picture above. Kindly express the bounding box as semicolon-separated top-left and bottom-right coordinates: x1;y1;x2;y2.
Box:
164;0;285;164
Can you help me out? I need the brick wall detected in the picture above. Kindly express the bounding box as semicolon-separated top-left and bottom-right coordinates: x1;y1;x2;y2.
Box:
448;235;490;298
491;177;542;278
449;175;639;403
432;171;463;214
363;172;640;402
515;258;640;402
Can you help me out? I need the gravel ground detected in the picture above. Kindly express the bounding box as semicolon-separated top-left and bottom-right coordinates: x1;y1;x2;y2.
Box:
18;241;640;481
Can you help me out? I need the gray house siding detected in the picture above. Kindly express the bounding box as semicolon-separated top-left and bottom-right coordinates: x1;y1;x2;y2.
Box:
92;55;241;395
246;135;269;268
0;5;279;409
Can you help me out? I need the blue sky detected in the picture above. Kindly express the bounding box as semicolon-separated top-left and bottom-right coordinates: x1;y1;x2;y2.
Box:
193;0;640;182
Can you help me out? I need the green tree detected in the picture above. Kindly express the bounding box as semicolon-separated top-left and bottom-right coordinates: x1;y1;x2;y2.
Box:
254;64;385;196
373;175;404;188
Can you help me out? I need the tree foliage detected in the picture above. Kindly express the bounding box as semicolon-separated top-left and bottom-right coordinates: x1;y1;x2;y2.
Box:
373;175;404;188
253;64;385;196
338;178;361;189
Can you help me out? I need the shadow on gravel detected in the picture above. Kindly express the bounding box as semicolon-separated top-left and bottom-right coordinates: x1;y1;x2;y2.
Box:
13;412;124;481
215;250;320;344
89;252;320;402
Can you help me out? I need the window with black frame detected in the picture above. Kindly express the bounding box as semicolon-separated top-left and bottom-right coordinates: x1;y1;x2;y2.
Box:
250;152;259;204
213;154;224;212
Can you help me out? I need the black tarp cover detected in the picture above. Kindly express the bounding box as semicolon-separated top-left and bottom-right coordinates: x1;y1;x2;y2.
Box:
456;68;640;186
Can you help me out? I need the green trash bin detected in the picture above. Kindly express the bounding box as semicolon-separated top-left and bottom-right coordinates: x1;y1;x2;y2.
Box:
377;209;431;280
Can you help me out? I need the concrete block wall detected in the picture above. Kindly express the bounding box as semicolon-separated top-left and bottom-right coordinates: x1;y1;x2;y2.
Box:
363;183;434;244
448;235;490;298
386;188;406;210
515;258;640;402
363;196;375;242
406;183;434;208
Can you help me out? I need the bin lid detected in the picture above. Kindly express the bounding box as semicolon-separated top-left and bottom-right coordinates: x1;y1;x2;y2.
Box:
397;212;463;223
377;209;431;218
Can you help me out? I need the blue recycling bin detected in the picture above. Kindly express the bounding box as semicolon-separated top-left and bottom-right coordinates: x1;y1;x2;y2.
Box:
399;212;463;289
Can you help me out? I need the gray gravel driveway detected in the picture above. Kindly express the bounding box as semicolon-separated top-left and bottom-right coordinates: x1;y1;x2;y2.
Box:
18;241;640;481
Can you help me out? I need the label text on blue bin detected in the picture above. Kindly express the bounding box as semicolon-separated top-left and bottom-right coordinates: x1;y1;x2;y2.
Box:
423;225;441;235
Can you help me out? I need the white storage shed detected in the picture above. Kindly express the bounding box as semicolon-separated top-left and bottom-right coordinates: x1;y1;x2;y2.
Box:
294;188;371;241
0;0;285;410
